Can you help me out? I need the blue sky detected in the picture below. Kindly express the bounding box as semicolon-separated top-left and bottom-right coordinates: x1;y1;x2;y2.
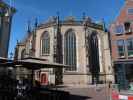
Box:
4;0;124;57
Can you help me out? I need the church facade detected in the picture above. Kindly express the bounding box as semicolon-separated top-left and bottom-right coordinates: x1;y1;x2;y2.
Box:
15;16;114;85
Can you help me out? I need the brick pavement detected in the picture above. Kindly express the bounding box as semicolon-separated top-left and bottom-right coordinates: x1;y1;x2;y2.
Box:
57;84;111;100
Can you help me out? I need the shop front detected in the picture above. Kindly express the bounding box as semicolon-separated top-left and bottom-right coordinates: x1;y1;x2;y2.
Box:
114;60;133;90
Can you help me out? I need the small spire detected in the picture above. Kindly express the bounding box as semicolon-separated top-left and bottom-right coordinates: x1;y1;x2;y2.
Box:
56;11;60;19
101;18;106;32
56;11;60;16
10;52;13;60
82;12;86;20
34;18;38;28
56;11;60;24
27;20;31;33
17;39;19;44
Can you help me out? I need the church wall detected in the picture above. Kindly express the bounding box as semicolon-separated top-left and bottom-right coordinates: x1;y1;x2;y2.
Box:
25;35;33;57
61;25;86;74
60;25;88;84
16;44;25;60
35;27;54;62
103;32;114;82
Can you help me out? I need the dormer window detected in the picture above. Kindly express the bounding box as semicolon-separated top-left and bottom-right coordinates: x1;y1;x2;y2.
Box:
124;22;132;33
115;25;124;35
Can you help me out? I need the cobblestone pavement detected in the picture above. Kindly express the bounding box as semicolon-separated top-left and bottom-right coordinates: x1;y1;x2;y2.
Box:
58;84;111;100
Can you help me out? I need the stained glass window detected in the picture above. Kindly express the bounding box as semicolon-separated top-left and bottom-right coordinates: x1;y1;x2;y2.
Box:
41;31;50;55
64;29;77;71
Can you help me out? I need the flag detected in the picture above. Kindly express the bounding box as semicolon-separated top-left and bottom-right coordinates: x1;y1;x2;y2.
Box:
0;0;16;16
0;2;5;8
0;1;6;16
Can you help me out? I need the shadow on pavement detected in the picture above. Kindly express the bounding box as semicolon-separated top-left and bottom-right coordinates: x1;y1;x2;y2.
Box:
69;94;92;100
0;89;92;100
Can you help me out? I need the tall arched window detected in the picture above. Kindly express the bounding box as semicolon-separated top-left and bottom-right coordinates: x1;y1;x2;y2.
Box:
41;31;50;55
64;29;77;71
89;32;100;84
